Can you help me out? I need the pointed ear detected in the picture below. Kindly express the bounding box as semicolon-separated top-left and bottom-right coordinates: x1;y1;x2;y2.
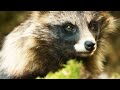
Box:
98;11;110;13
30;11;49;17
98;11;111;17
39;11;49;15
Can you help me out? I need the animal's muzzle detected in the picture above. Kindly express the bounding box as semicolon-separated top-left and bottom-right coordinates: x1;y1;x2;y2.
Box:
84;41;95;52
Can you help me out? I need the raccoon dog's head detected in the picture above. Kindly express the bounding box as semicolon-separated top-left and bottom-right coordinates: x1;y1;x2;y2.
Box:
36;11;115;57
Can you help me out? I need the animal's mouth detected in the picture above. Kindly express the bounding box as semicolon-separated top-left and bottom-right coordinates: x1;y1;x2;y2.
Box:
76;50;96;57
74;41;97;57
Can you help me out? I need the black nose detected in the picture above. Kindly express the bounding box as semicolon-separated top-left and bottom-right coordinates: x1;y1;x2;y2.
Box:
84;41;95;51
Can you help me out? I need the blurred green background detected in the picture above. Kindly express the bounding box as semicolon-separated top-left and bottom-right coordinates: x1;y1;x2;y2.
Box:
0;11;120;79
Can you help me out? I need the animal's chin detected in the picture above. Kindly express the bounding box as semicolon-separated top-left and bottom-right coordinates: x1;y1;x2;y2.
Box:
76;51;95;57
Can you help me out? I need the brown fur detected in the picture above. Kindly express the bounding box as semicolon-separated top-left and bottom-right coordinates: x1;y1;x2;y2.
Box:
0;11;118;79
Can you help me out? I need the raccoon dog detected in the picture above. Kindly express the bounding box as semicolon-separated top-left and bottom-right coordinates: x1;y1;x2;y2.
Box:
0;11;117;79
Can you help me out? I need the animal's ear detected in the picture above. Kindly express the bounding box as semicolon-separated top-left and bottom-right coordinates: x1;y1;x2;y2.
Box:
94;11;110;15
39;11;49;14
96;11;109;13
99;11;110;13
98;11;111;17
32;11;49;15
30;11;49;17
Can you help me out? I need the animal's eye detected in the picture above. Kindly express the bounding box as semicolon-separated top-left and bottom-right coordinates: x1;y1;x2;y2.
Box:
65;25;73;31
88;21;99;31
63;23;77;33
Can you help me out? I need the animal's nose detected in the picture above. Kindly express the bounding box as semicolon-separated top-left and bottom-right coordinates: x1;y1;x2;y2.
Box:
84;41;95;51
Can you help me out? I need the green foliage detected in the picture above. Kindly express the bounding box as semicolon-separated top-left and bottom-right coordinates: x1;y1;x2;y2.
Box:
36;60;84;79
110;73;120;79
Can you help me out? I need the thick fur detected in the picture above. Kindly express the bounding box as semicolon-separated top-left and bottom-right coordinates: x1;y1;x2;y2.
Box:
0;11;117;79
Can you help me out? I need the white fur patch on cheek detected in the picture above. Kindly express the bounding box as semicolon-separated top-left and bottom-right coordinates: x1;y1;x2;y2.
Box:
74;40;87;52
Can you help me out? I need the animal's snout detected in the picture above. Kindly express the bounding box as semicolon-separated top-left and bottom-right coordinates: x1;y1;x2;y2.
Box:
84;41;95;52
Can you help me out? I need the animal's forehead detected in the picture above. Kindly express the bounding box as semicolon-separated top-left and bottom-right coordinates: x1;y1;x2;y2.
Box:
48;11;96;15
40;11;97;25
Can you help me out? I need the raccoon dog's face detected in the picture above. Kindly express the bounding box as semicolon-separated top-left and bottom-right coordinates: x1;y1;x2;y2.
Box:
39;11;106;57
